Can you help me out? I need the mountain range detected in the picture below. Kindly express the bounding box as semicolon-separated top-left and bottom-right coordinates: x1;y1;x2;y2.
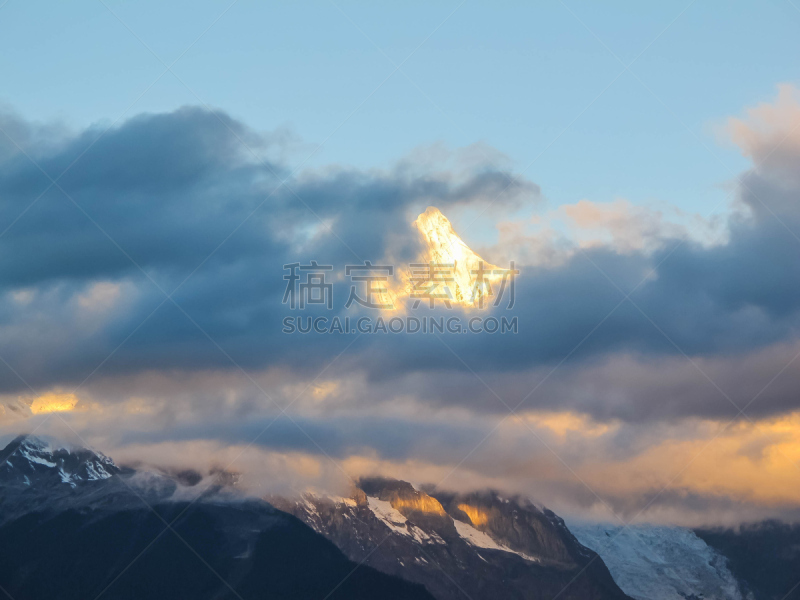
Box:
1;434;798;600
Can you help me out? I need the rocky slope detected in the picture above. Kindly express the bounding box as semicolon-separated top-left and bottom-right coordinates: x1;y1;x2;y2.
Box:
0;435;433;600
696;521;800;600
273;477;631;600
10;433;787;600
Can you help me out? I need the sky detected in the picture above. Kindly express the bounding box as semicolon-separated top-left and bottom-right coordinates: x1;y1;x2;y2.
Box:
2;1;800;527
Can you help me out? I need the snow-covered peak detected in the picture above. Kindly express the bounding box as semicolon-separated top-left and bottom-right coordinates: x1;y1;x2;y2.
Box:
278;479;629;600
15;434;50;452
0;433;119;488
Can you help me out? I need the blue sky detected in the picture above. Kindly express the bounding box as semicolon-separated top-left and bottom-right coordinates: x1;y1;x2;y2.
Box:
3;0;799;225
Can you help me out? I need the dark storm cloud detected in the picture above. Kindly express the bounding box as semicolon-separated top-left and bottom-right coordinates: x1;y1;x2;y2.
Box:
0;107;285;286
106;413;489;464
1;104;800;423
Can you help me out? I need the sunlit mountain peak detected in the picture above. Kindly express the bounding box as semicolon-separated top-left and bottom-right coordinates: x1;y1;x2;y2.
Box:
410;206;506;308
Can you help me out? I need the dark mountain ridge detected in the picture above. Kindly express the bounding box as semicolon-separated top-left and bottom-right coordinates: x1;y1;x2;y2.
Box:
0;434;433;600
275;475;631;600
0;434;635;600
695;520;800;600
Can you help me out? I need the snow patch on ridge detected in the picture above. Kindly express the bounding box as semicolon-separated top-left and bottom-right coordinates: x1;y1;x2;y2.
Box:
452;519;540;562
18;448;56;468
368;497;407;530
58;468;76;488
85;461;112;481
367;496;445;545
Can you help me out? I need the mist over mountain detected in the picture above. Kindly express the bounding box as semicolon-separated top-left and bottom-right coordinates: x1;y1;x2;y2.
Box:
4;434;799;600
0;435;433;600
0;434;630;600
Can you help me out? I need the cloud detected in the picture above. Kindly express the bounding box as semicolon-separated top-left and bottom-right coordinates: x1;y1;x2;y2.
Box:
28;392;78;414
2;87;800;526
76;281;121;312
0;94;799;418
110;440;346;499
728;83;800;187
10;397;800;526
486;197;724;267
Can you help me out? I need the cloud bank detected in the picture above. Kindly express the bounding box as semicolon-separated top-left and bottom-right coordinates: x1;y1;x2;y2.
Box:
3;85;800;525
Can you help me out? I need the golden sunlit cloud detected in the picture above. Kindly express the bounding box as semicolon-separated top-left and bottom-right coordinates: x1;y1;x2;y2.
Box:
29;392;79;414
656;414;800;505
311;380;340;401
520;411;616;438
558;411;800;522
338;409;800;525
